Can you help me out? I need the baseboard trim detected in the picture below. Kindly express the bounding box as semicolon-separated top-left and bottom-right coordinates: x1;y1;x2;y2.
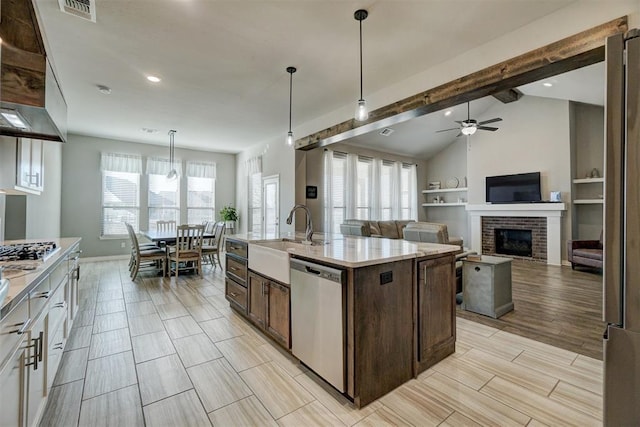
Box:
79;254;129;263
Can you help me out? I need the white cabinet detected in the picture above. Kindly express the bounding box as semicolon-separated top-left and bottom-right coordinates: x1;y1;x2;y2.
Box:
16;138;44;194
0;339;27;426
421;187;468;207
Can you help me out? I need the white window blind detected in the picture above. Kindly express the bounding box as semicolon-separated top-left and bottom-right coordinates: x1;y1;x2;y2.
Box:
249;173;262;233
355;156;372;220
148;158;180;228
323;151;418;232
100;153;142;236
186;161;215;224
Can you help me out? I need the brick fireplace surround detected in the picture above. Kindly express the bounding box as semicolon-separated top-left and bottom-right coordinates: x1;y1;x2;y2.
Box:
466;204;566;266
482;217;547;262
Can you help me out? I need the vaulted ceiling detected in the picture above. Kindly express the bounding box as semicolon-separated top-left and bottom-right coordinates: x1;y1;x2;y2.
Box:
33;1;577;153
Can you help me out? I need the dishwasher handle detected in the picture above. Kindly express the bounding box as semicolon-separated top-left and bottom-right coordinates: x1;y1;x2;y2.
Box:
290;259;344;284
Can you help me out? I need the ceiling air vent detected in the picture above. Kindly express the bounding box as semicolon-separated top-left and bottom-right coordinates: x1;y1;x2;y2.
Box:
58;0;96;22
379;128;394;136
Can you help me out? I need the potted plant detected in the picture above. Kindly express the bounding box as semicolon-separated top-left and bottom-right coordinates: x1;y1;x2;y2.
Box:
219;205;238;232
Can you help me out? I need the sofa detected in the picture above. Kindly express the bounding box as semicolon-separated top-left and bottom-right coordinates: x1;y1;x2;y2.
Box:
340;219;415;239
402;222;463;248
567;231;603;270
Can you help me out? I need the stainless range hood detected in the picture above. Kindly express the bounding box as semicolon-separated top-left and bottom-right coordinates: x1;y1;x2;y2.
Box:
0;0;67;142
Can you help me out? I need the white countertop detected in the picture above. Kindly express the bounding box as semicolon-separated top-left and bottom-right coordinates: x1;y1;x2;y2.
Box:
227;232;460;268
1;237;81;317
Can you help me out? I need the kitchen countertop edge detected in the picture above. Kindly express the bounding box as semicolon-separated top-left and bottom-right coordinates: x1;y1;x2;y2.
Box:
1;237;82;320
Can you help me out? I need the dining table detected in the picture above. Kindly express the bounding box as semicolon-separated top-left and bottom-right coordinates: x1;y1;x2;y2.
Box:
141;229;217;276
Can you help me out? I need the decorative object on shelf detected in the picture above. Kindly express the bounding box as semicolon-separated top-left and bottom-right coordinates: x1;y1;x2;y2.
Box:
550;191;562;202
463;176;467;187
429;181;441;190
457;197;466;203
354;9;369;122
433;196;441;203
445;177;459;188
590;168;601;178
285;66;297;146
167;130;178;180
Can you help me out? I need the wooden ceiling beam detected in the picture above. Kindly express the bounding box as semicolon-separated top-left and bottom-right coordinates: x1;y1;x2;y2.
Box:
295;16;628;151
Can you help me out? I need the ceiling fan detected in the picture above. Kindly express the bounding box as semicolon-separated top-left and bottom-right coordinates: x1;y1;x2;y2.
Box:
436;102;502;137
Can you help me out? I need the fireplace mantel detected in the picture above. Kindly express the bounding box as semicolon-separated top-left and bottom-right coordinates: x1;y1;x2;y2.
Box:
466;203;567;265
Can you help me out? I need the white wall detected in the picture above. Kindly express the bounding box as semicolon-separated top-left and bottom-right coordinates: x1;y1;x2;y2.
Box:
61;134;236;257
26;141;62;239
235;137;296;234
425;138;469;245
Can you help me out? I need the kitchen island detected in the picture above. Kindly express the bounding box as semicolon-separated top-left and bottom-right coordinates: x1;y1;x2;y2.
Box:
0;238;81;427
223;232;460;407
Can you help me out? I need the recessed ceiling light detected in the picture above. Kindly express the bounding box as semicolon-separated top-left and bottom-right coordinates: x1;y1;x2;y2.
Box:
444;110;452;116
543;82;553;87
141;128;159;134
146;75;161;83
96;84;111;94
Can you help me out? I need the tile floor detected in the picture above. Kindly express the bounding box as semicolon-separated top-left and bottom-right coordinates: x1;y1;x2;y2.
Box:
39;260;603;426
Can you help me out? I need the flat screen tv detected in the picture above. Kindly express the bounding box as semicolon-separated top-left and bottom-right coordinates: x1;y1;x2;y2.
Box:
486;172;541;203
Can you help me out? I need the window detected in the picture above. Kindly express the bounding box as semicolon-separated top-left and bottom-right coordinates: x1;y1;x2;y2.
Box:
400;163;418;220
380;161;393;220
249;172;262;232
324;150;418;232
100;153;142;237
186;161;216;224
147;157;180;228
355;157;372;220
246;156;263;233
325;152;347;234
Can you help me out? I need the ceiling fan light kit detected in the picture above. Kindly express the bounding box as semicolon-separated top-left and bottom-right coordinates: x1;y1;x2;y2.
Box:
436;102;502;137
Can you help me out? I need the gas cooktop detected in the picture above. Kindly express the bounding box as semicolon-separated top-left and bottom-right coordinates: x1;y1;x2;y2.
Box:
0;241;59;262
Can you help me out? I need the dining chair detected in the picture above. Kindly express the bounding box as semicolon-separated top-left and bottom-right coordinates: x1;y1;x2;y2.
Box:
125;222;160;272
126;223;167;280
156;220;177;232
169;224;205;277
202;221;226;269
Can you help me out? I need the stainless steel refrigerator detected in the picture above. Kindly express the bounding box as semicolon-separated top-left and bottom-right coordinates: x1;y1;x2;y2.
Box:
603;28;640;425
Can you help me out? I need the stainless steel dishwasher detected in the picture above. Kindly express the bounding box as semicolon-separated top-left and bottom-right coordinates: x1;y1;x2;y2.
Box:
290;258;345;392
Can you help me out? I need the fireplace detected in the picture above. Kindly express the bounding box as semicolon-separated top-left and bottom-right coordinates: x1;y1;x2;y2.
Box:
495;229;532;257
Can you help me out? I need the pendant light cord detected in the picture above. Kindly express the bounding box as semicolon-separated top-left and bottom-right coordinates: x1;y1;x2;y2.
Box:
359;17;363;100
288;71;293;133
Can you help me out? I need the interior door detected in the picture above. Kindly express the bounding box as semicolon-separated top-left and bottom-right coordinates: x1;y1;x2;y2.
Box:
262;175;279;235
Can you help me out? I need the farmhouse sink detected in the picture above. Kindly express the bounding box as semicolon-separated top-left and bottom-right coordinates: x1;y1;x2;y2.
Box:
248;240;297;285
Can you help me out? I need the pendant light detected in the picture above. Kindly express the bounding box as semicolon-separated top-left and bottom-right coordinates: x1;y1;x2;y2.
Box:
354;9;369;122
167;129;177;180
286;66;297;147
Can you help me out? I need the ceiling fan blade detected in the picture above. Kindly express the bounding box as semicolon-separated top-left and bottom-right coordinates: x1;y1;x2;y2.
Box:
478;117;502;125
454;120;464;125
478;126;499;131
436;127;460;133
455;132;463;138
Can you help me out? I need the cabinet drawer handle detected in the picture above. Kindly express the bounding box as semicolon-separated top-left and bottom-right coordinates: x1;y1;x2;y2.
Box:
229;292;238;297
475;266;481;272
53;342;64;350
53;302;66;309
7;319;32;335
25;331;43;370
34;291;51;299
229;267;238;271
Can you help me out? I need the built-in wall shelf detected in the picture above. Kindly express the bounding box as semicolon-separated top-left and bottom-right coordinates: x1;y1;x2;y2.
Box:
422;187;468;194
573;177;604;184
421;202;468;207
573;199;604;204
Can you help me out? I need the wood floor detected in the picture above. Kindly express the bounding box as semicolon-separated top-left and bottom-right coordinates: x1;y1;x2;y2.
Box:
457;261;604;360
39;259;603;426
